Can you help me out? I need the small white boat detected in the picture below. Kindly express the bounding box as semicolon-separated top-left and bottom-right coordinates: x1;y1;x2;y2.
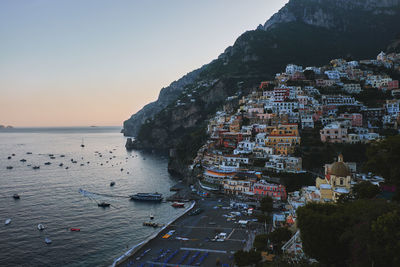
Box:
5;219;11;225
45;237;52;244
37;224;45;230
150;214;154;220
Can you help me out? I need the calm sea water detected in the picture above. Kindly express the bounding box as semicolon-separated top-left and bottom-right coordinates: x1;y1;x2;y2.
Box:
0;127;184;267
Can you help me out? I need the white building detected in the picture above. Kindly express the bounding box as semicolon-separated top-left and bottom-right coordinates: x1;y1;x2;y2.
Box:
286;64;303;74
324;70;341;80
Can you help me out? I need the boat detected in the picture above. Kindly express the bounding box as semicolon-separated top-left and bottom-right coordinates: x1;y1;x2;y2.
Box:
33;166;40;169
110;181;115;187
37;224;45;230
44;162;51;165
26;152;32;155
20;159;27;162
70;228;80;232
81;138;85;148
150;214;154;220
60;155;65;157
130;193;163;202
143;222;163;228
98;202;111;207
5;219;11;225
50;156;56;159
45;237;52;244
59;163;64;167
6;166;13;169
171;202;185;208
13;194;20;199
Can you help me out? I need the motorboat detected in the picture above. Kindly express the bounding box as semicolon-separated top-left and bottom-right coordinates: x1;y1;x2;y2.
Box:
150;214;154;220
59;163;63;167
45;237;52;244
98;202;111;207
13;194;20;199
20;159;27;162
110;181;115;187
6;166;13;170
44;162;51;165
70;228;80;232
5;219;11;225
33;166;40;169
37;224;45;230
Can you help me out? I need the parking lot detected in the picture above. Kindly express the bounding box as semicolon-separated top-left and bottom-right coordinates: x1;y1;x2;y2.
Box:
117;198;256;267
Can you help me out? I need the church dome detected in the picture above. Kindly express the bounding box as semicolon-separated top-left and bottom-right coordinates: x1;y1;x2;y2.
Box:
330;161;350;177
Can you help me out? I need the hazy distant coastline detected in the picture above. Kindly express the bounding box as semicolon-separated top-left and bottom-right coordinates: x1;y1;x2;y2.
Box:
0;126;122;134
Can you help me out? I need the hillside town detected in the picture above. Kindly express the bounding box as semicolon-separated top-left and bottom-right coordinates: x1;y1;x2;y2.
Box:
189;51;400;262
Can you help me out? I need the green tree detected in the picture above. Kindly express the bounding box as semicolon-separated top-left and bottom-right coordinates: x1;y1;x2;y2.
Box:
234;249;262;266
352;181;380;199
297;200;400;266
370;211;400;266
364;135;400;185
260;196;273;213
268;227;292;247
253;234;268;251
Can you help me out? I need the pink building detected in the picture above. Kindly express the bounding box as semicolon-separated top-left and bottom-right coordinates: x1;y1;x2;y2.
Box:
387;80;399;90
252;181;287;201
273;88;290;102
320;123;348;143
339;113;363;127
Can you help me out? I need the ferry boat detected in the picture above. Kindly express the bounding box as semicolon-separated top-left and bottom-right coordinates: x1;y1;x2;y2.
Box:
130;193;163;202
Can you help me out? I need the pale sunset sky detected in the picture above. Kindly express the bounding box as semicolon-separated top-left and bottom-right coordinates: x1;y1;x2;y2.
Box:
0;0;288;127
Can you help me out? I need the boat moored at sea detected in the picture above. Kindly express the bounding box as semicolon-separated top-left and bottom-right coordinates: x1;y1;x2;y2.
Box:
5;219;11;225
37;224;45;230
130;193;163;202
98;202;111;207
110;181;115;187
13;194;20;199
45;237;52;244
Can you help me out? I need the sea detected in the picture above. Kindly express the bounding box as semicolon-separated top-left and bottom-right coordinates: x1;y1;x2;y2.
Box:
0;127;185;267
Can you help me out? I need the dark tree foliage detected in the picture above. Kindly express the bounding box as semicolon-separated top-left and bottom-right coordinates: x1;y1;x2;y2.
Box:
364;135;400;185
352;181;380;199
234;249;262;266
297;200;400;266
260;196;273;213
253;234;269;251
268;227;292;251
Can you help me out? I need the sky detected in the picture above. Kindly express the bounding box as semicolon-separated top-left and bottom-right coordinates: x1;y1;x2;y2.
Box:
0;0;288;127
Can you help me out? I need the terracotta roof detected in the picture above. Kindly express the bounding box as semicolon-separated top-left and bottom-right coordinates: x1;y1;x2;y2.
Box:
329;161;350;177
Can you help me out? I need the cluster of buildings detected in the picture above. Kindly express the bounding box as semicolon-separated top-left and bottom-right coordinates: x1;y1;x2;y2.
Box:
191;51;399;205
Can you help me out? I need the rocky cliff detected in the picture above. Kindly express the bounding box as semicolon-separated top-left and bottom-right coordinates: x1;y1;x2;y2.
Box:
122;66;207;136
262;0;400;31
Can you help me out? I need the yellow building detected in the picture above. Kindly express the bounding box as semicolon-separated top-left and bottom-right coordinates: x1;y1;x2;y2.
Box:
316;154;352;202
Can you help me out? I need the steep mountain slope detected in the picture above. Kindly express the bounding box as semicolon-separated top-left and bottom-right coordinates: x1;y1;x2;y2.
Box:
124;0;400;167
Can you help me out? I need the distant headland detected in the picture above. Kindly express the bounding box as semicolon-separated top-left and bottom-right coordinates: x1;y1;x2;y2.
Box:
0;125;13;129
